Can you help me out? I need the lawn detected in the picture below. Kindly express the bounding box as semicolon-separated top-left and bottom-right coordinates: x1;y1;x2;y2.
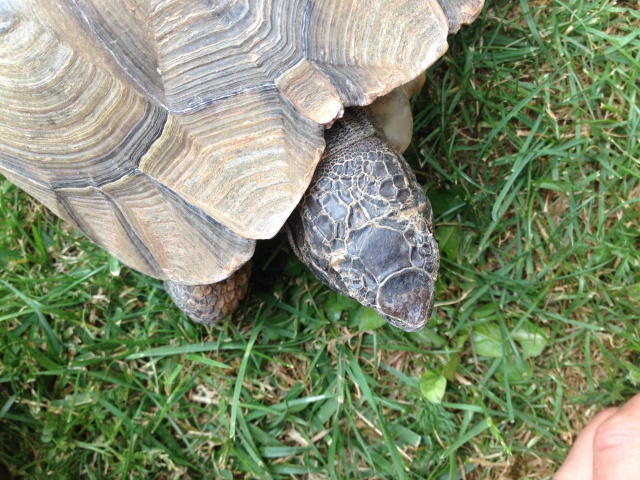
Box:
1;0;638;478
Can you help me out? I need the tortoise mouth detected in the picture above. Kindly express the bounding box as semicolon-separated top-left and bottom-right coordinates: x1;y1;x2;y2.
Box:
376;268;435;332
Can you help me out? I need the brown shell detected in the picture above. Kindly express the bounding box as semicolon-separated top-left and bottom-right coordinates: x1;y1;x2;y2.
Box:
0;0;483;284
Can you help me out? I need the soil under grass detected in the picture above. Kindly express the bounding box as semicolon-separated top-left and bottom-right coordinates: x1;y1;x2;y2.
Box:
1;1;638;479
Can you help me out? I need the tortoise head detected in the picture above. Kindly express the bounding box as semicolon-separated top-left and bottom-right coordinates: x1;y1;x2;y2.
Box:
287;108;440;332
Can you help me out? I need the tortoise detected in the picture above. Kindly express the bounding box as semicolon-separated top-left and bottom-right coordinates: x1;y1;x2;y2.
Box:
0;0;483;332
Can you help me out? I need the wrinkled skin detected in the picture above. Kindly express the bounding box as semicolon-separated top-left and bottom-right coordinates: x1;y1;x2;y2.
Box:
287;108;439;331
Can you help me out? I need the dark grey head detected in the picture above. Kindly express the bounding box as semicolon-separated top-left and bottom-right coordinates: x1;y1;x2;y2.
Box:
287;108;439;331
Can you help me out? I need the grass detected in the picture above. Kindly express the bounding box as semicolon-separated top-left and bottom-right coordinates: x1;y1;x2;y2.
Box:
1;0;639;478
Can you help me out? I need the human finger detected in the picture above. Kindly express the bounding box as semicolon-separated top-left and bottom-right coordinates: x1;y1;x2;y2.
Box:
554;407;619;480
592;393;640;480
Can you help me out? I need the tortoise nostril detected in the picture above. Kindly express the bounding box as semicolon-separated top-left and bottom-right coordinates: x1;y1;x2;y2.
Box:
376;269;435;332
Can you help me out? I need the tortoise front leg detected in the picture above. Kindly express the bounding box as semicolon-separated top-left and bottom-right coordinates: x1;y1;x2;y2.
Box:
164;261;252;325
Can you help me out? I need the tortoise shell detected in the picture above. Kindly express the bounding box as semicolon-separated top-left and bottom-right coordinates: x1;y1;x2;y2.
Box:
0;0;483;284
